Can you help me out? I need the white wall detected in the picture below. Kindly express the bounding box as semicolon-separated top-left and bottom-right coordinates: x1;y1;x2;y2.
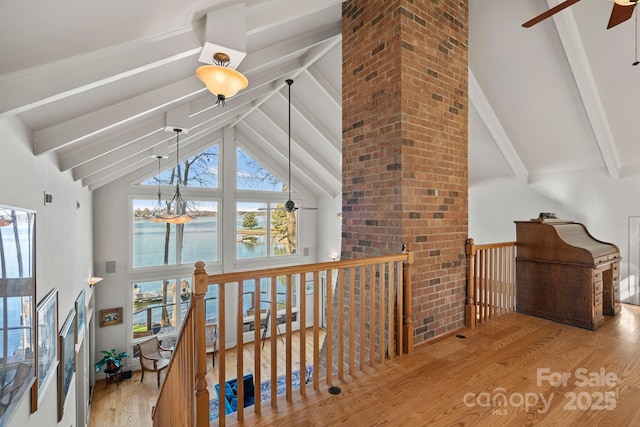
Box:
316;194;342;261
0;116;93;427
470;170;639;286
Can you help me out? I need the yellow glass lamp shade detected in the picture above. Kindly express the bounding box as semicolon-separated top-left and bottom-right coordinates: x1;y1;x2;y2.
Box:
163;213;194;224
196;65;248;99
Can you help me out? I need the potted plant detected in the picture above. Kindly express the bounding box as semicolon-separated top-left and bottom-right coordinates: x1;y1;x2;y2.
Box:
94;348;129;372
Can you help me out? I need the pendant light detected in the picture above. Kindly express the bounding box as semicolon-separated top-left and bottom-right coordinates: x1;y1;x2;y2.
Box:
271;79;316;213
151;129;196;224
196;52;248;106
148;155;166;223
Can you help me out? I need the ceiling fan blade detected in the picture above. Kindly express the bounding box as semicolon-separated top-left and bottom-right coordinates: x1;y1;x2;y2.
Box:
607;3;635;29
522;0;582;28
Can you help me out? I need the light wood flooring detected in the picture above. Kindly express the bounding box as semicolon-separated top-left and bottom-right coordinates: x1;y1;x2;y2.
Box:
90;305;640;426
88;328;322;427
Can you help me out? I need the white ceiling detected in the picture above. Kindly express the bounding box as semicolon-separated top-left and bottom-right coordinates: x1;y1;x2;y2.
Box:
2;0;640;194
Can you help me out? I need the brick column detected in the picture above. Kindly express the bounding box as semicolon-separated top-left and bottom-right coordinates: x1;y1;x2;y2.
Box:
342;0;468;344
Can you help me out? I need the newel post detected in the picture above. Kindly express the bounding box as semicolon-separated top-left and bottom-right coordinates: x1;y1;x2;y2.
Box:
402;246;414;354
465;239;477;329
193;261;209;426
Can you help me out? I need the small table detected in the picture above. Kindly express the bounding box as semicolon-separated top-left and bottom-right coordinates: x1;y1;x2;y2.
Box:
104;366;122;388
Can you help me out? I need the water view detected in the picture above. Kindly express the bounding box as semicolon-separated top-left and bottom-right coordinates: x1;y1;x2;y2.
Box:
131;212;296;334
0;209;35;367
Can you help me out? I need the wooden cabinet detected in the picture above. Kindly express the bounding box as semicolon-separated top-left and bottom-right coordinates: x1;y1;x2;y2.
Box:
515;220;621;330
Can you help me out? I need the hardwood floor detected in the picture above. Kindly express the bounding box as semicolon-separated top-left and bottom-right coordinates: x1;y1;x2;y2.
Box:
90;305;640;426
88;328;322;427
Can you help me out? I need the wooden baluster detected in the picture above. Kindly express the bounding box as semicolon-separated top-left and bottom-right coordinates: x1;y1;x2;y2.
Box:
465;239;476;328
501;246;506;314
387;261;394;360
313;270;320;390
403;249;414;354
493;247;496;317
380;262;386;364
253;278;261;415
237;280;244;421
511;244;516;312
483;249;489;322
270;275;277;408
325;268;333;386
349;267;355;376
286;274;292;402
370;264;375;367
192;261;210;427
396;260;402;356
360;265;366;368
218;280;226;425
299;272;306;396
338;268;344;381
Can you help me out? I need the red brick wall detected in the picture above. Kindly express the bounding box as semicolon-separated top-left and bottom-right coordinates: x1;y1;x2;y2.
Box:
342;0;468;344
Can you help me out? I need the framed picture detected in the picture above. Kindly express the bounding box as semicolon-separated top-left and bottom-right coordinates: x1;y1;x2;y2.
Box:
75;290;85;344
0;206;37;422
99;307;123;327
31;288;58;413
58;308;76;421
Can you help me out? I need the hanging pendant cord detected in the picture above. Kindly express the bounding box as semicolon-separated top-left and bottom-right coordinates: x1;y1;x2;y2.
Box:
287;79;293;201
634;6;639;66
174;128;182;187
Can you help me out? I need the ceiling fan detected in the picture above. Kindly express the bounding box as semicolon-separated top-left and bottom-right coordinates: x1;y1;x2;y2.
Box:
523;0;638;30
270;78;316;214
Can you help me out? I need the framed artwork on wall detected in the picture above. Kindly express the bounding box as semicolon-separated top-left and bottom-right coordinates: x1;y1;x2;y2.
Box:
58;308;76;421
99;307;123;327
31;287;58;413
75;289;86;344
0;205;37;423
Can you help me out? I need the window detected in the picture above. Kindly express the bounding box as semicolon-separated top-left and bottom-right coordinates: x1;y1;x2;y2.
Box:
132;278;191;339
132;199;218;268
128;138;309;349
237;202;267;259
270;203;297;256
237;147;283;191
141;146;219;188
236;202;297;259
204;286;218;324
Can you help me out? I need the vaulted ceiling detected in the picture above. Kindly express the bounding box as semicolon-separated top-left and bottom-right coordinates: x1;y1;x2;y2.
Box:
2;0;639;196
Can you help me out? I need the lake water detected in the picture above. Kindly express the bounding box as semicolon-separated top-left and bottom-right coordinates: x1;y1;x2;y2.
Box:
0;216;35;359
132;217;292;329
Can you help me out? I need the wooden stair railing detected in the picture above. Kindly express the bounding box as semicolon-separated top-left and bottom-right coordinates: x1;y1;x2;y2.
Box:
204;251;414;426
152;250;413;427
151;302;197;427
465;239;516;328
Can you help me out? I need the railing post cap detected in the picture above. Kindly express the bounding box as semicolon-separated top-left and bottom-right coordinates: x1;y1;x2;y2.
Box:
194;260;206;273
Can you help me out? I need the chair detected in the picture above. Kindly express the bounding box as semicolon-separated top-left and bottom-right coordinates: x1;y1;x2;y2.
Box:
205;323;217;369
137;336;171;387
214;374;255;414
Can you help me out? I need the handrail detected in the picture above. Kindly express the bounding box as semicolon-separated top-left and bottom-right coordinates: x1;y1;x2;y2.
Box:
151;303;196;427
465;238;516;328
151;251;413;426
204;251;413;426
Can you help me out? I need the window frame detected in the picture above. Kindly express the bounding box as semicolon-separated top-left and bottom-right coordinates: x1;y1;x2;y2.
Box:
129;275;192;348
235;200;299;262
128;195;222;274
